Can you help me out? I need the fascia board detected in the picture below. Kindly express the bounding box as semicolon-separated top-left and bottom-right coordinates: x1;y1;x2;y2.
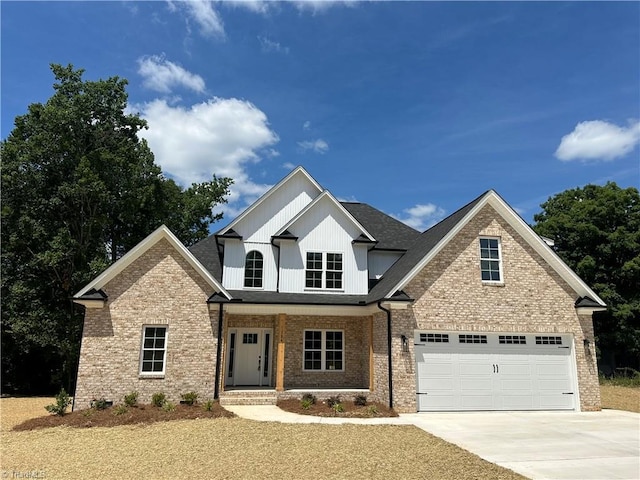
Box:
275;191;377;242
75;225;231;300
384;194;490;298
217;166;323;236
385;191;606;307
487;193;606;307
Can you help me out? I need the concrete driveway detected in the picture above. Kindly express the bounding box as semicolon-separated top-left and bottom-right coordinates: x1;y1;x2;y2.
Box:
402;410;640;480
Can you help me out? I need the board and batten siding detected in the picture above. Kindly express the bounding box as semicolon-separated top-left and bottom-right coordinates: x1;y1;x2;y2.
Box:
368;251;403;279
221;240;279;290
234;173;320;243
279;197;369;294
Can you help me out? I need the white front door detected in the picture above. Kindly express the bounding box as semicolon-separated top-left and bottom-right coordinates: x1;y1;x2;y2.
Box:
226;328;272;387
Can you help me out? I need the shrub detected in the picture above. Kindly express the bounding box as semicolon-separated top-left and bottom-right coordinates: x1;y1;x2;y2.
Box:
366;405;379;417
113;404;128;416
354;394;367;406
599;369;640;388
331;402;344;414
181;391;199;406
151;392;167;407
162;401;176;412
124;391;139;407
90;398;110;410
301;398;314;410
45;388;72;416
202;399;216;412
327;395;341;408
301;393;316;405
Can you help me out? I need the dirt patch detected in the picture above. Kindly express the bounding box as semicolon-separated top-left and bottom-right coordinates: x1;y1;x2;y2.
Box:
277;398;397;417
11;401;234;431
600;385;640;413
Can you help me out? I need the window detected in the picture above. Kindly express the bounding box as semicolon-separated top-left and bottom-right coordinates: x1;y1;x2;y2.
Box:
305;252;323;288
305;252;343;289
304;330;343;371
536;336;562;345
244;251;263;288
140;326;167;374
499;335;526;345
480;237;502;282
421;333;449;343
459;334;487;344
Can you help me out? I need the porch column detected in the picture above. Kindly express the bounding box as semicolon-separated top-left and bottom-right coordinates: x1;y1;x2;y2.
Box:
369;315;374;391
276;313;286;391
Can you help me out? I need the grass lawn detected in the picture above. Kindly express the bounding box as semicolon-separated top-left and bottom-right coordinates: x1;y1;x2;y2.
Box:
1;397;525;480
600;384;640;413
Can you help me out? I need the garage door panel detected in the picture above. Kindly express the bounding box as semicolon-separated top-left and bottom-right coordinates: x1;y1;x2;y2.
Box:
415;332;576;412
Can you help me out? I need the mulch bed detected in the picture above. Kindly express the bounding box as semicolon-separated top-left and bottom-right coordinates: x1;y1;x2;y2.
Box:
277;398;398;417
12;402;235;431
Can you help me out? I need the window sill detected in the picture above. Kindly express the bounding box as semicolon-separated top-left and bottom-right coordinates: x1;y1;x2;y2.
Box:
139;374;165;379
304;288;345;293
481;281;505;287
302;370;345;373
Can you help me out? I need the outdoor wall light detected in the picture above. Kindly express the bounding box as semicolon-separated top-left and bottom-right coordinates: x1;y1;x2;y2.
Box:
401;334;409;353
583;338;590;350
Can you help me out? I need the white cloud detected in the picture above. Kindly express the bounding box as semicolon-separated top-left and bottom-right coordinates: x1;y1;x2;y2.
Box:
291;0;356;14
555;120;640;162
137;55;206;94
303;121;311;130
258;36;290;54
394;203;446;231
136;97;279;216
168;0;225;38
282;162;296;170
298;138;329;154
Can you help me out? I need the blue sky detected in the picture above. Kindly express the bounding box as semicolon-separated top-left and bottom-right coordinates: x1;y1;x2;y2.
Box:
2;1;639;230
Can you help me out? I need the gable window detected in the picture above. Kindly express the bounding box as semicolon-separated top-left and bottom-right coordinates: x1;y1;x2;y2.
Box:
244;251;263;288
304;330;343;371
305;252;343;289
140;326;167;375
479;237;502;282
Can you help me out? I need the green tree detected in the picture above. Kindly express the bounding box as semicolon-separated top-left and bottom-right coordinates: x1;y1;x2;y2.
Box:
532;182;640;372
1;64;232;394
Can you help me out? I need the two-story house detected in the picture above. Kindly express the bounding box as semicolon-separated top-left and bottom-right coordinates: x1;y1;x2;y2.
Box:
73;166;605;412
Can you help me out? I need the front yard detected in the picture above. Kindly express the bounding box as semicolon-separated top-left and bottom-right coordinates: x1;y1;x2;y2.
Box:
1;397;524;480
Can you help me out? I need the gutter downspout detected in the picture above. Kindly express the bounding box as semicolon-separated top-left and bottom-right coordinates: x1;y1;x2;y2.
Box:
270;239;281;292
213;303;224;400
377;301;393;409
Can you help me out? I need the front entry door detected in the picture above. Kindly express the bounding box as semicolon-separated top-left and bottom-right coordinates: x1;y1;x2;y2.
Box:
226;328;272;387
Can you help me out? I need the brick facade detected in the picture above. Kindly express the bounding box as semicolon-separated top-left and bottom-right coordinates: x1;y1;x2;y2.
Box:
74;239;218;410
386;205;601;412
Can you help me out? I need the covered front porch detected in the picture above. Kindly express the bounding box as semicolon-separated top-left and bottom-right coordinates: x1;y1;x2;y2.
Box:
211;303;383;405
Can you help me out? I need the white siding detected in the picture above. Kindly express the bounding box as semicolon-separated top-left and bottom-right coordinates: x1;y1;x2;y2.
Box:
369;251;403;279
233;173;319;243
222;241;278;291
279;197;368;294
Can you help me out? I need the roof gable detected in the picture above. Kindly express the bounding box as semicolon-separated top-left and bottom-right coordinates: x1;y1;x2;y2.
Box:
216;166;323;240
74;225;230;300
274;191;376;243
371;190;605;307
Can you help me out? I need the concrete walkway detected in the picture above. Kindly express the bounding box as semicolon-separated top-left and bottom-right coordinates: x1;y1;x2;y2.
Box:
226;406;640;480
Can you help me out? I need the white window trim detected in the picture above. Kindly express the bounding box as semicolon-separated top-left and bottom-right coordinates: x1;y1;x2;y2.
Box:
302;329;345;372
243;250;264;290
139;325;168;377
304;251;344;292
479;236;503;284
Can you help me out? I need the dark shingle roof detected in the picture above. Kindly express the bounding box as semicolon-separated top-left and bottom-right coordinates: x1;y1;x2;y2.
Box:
189;234;223;281
366;191;488;302
209;290;370;305
341;202;420;251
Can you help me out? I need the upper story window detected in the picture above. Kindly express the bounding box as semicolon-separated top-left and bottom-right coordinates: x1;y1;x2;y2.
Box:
244;251;263;288
140;326;167;375
305;252;343;290
479;237;502;282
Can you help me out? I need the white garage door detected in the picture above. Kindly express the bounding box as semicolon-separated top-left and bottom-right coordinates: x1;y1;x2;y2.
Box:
415;332;577;411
